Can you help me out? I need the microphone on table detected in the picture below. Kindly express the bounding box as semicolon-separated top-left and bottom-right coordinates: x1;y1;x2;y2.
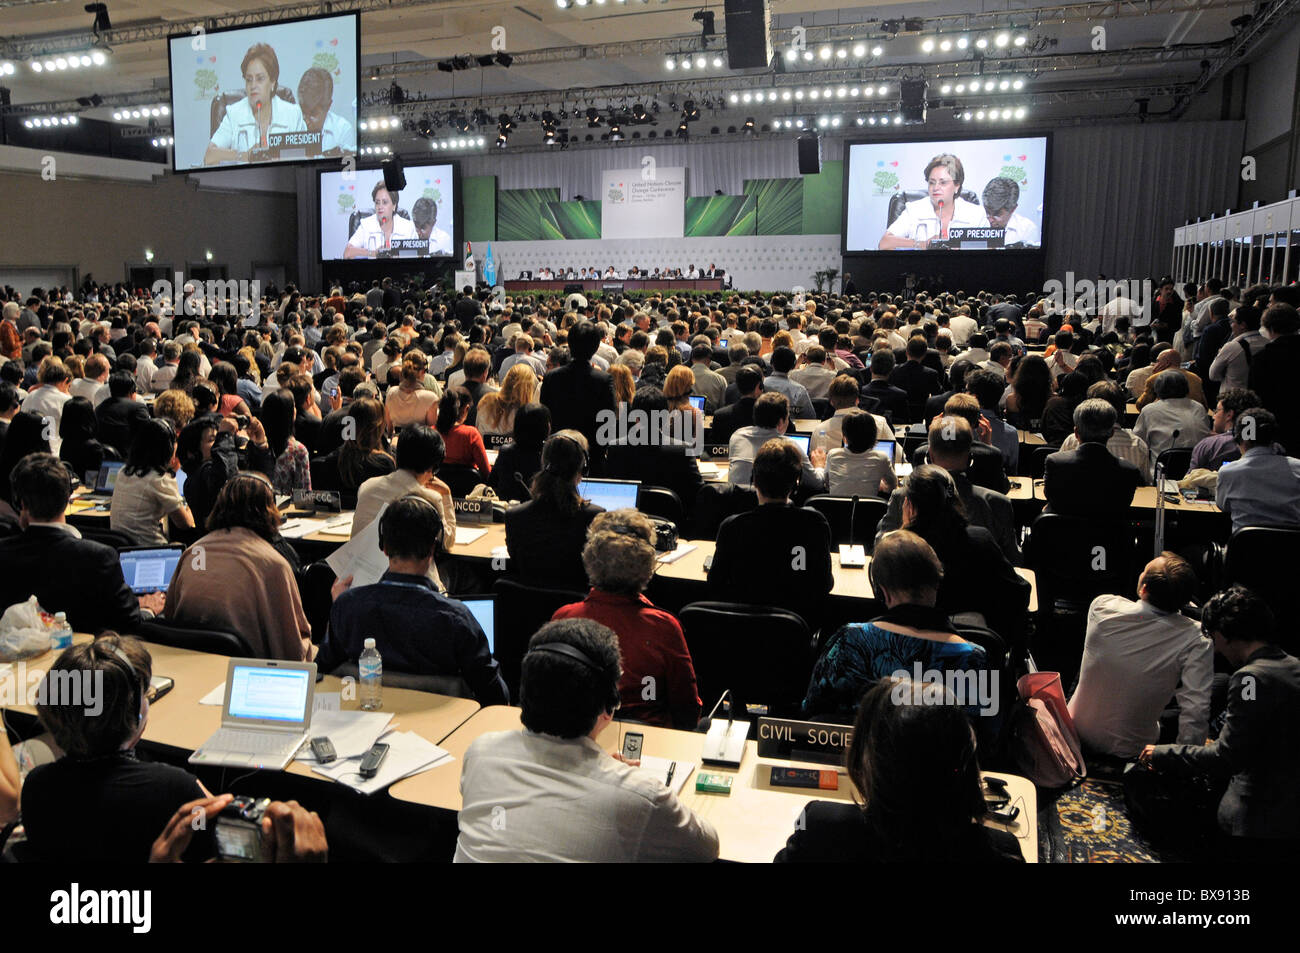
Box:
937;199;946;239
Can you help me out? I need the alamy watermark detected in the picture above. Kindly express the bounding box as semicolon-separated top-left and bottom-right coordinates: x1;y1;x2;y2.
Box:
594;405;704;457
150;273;260;317
889;663;1000;717
0;663;102;715
1042;271;1152;319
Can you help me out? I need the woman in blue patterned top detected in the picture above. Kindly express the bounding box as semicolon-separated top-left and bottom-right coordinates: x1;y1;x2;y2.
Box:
803;529;987;721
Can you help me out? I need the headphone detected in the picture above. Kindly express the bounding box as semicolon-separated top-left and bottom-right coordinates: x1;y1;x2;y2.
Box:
528;641;621;713
95;638;145;724
377;494;443;555
543;431;589;478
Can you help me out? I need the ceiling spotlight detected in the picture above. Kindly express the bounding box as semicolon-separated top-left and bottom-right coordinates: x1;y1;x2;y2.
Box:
1013;79;1024;90
1014;107;1026;118
665;57;676;70
794;90;803;100
80;55;92;67
89;49;106;65
712;56;723;68
999;80;1009;90
31;61;43;72
921;39;935;53
144;249;154;262
781;90;791;101
975;36;988;49
1001;108;1012;119
1014;34;1027;47
683;100;699;120
632;102;647;120
802;50;814;61
963;111;972;120
681;58;691;70
984;80;995;92
939;39;952;52
856;116;864;125
586;106;600;125
877;85;887;95
785;49;797;62
995;32;1010;47
831;116;841;127
56;58;68;70
817;116;828;128
871;45;883;56
893;115;901;124
836;48;847;58
940;84;951;94
809;89;819;100
608;122;623;141
852;43;865;57
957;36;969;49
975;110;985;119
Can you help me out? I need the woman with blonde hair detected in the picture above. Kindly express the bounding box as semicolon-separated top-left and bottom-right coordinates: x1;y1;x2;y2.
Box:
385;347;441;432
476;363;537;439
153;389;195;431
551;508;702;729
610;363;636;407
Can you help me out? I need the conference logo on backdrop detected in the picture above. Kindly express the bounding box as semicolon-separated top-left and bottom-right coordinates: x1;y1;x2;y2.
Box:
1001;153;1029;186
336;183;355;215
606;182;626;204
873;159;900;194
193;56;219;99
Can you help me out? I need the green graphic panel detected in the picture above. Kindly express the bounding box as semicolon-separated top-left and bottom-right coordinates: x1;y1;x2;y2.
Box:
743;178;804;235
463;175;497;243
801;160;843;235
497;187;560;241
541;200;602;239
685;194;757;236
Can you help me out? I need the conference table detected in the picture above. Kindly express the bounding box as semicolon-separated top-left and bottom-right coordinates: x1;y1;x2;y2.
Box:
503;279;725;293
4;638;1037;863
388;705;1038;863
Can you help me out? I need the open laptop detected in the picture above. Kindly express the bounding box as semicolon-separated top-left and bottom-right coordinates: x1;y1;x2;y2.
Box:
688;395;706;415
874;437;904;466
785;433;812;457
119;546;183;594
84;461;124;498
454;594;496;654
189;659;316;770
578;477;640;512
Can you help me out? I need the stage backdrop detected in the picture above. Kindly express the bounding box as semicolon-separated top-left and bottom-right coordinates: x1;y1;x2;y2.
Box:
600;166;686;239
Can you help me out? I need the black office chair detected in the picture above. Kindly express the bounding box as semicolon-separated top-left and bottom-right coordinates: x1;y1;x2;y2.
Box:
811;398;834;421
1028;445;1055;479
1155;448;1193;481
77;526;138;550
300;561;337;645
886;189;980;229
439;465;488;497
637;485;684;526
1223;526;1300;650
804;495;889;546
140;619;253;657
689;482;757;540
491;579;587;699
330;661;473;699
678;601;812;718
1024;513;1136;682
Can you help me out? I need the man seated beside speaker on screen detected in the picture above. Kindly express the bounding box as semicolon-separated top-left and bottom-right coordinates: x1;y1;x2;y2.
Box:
343;181;419;258
412;197;453;256
204;42;307;166
981;177;1041;248
296;66;357;157
877;152;986;249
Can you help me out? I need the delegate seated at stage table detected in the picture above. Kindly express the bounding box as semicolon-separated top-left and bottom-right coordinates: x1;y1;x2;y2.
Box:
455;618;719;862
317;496;507;704
552;509;702;730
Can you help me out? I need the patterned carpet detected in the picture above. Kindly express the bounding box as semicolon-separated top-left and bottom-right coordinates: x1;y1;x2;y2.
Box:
1037;777;1199;863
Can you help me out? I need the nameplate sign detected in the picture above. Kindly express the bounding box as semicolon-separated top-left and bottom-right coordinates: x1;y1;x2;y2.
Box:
266;131;323;150
452;496;494;524
947;227;1005;241
485;433;511;449
705;444;730;459
756;717;854;765
389;239;429;251
292;488;342;513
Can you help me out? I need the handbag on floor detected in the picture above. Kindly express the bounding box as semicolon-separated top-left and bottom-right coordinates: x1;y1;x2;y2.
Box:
1008;672;1087;788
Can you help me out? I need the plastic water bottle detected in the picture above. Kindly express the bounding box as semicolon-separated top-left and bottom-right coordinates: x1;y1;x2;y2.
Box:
50;612;73;651
359;638;382;711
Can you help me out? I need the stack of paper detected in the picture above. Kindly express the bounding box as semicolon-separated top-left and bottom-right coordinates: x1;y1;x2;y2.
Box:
278;518;319;540
454;527;488;546
311;730;454;794
298;709;393;762
656;542;698;564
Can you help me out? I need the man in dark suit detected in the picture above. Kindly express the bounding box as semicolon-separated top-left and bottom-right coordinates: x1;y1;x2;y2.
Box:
540;321;616;471
1043;398;1140;518
1142;585;1300;858
861;349;909;424
1249;302;1300;455
0;454;153;634
889;336;946;423
708;438;833;631
709;365;763;444
95;371;151;456
603;386;704;513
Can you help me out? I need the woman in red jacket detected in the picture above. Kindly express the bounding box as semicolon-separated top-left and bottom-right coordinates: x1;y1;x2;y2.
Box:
435;385;491;475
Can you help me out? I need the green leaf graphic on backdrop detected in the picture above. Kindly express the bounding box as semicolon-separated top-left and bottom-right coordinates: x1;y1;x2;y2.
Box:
1000;165;1027;184
685;195;756;236
744;179;804;235
497;188;560;241
541;200;602;240
312;52;339;73
873;170;899;193
194;68;218;100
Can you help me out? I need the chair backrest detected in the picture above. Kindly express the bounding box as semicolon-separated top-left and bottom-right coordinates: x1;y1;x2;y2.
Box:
679;601;812;717
1028;444;1055;479
300;561;337;646
887;189;981;227
491;578;587;699
77;526;138;551
1026;513;1134;609
331;661;473;699
1224;526;1300;642
689;482;758;540
140;618;253;657
811;398;834;421
637;485;683;526
804;494;889;546
439;464;488;497
1155;447;1192;481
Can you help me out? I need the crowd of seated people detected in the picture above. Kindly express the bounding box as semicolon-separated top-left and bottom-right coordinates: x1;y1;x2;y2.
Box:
1;273;1299;863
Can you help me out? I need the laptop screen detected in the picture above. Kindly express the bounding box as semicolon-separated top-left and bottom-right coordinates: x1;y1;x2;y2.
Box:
458;597;495;653
688;395;706;414
227;664;312;724
578;478;640;513
119;547;183;594
95;461;124;492
874;438;898;463
786;433;812;457
175;469;188;497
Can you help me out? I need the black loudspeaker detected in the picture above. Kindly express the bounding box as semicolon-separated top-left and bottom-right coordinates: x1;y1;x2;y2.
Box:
797;134;821;175
381;154;406;193
723;0;772;70
901;80;928;123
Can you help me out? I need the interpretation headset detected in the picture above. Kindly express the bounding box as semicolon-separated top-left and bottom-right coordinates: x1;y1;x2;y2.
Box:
528;641;621;714
543;431;589;478
377;494;444;555
92;637;145;725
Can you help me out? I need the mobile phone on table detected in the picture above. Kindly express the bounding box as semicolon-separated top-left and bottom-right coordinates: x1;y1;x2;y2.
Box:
620;732;644;761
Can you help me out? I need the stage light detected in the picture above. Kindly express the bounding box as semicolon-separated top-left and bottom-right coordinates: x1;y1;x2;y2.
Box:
871;45;883;56
712;56;723;68
1014;34;1027;47
877;84;887;95
836;86;846;98
852;43;865;57
785;49;797;62
802;50;813;61
954;84;965;93
995;32;1010;47
818;46;831;60
665;57;675;70
1012;79;1024;90
850;86;859;96
1014;107;1026;118
794;89;804;100
939;39;952;52
975;36;988;49
975;110;985;120
30;61;43;72
680;59;691;70
940;84;951;94
956;37;969;49
89;50;105;65
781;90;791;101
999;80;1009;90
921;39;934;53
695;55;706;68
836;48;847;59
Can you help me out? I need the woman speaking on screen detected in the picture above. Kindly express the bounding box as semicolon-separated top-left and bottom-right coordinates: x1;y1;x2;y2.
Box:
204;43;306;166
343;181;419;258
877;153;986;249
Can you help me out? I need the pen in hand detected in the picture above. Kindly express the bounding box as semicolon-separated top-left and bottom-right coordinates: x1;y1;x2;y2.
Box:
665;761;676;786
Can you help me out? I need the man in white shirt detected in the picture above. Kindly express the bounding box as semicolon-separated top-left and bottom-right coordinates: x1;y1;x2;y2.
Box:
296;67;357;156
499;334;546;379
21;358;72;453
789;345;837;400
455;618;719;863
946;310;978;346
981;176;1041;247
69;353;110;408
1208;304;1267;393
1068;553;1212;759
813;375;888;456
878;153;985;249
728;393;825;491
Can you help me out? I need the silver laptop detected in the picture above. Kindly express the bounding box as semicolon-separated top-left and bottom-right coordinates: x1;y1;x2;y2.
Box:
189;658;316;770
